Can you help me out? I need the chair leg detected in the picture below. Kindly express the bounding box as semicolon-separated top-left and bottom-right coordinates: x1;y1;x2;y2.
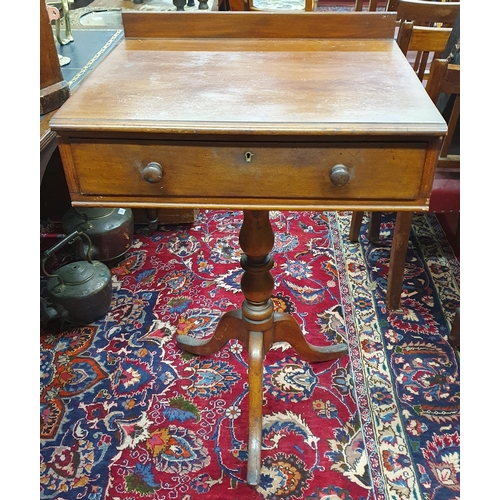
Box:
351;211;414;311
386;212;413;310
350;211;382;243
449;307;460;349
367;211;382;243
349;211;364;242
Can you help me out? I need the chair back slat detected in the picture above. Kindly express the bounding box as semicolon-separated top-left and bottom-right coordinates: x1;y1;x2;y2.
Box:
397;18;454;80
401;24;453;53
355;0;386;11
396;0;460;26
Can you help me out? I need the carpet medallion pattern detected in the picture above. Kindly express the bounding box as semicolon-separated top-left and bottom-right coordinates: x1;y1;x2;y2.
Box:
40;210;459;499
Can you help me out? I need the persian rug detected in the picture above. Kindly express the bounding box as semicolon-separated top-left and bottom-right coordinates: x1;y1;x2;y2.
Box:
40;210;460;500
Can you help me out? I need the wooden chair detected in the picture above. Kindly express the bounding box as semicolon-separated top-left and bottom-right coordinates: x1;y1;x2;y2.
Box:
395;0;460;80
349;56;460;311
398;22;452;79
425;57;460;212
396;0;460;26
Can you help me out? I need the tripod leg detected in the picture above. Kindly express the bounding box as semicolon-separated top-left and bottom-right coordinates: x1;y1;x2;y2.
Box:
274;312;347;362
176;310;246;355
246;330;264;486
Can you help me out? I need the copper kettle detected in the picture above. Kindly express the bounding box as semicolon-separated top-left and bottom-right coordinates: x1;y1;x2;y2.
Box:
62;207;134;263
41;231;112;325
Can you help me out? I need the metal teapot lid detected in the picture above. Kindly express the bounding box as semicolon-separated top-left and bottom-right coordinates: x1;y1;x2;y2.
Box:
56;261;96;286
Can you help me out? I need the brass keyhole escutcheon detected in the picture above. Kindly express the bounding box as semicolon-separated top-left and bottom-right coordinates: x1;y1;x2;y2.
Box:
245;152;254;163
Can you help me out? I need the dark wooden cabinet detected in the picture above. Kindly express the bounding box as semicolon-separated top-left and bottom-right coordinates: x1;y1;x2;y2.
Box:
40;0;70;115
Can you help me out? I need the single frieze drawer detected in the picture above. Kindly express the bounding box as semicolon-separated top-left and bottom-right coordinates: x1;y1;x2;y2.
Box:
70;140;427;202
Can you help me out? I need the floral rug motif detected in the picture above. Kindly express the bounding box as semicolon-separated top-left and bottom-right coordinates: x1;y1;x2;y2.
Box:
40;210;459;499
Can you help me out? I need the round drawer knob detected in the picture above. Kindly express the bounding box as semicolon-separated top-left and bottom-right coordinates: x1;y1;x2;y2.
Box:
142;162;163;183
329;164;350;187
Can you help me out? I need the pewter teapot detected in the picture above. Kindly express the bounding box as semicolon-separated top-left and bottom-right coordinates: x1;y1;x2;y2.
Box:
41;231;112;325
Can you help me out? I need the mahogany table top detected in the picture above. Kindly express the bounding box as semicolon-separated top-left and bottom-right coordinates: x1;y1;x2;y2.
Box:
51;12;446;139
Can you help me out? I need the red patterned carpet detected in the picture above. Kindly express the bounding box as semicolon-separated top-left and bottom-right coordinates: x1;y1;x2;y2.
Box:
40;210;459;499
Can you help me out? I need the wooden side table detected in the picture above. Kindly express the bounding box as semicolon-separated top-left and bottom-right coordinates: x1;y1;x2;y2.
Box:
50;11;447;484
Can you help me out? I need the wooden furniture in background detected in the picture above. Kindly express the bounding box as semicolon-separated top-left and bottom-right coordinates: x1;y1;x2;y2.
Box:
40;0;69;116
41;0;70;185
396;0;460;26
132;208;199;229
398;21;452;79
426;57;460;213
396;0;459;80
50;11;446;483
369;0;459;16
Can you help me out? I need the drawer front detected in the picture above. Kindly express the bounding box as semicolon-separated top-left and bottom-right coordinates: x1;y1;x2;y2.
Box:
71;141;427;202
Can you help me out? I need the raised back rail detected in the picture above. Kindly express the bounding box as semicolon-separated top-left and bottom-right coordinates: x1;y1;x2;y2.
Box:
122;11;397;39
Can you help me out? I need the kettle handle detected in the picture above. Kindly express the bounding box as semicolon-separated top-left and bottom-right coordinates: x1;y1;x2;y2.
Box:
41;230;94;282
